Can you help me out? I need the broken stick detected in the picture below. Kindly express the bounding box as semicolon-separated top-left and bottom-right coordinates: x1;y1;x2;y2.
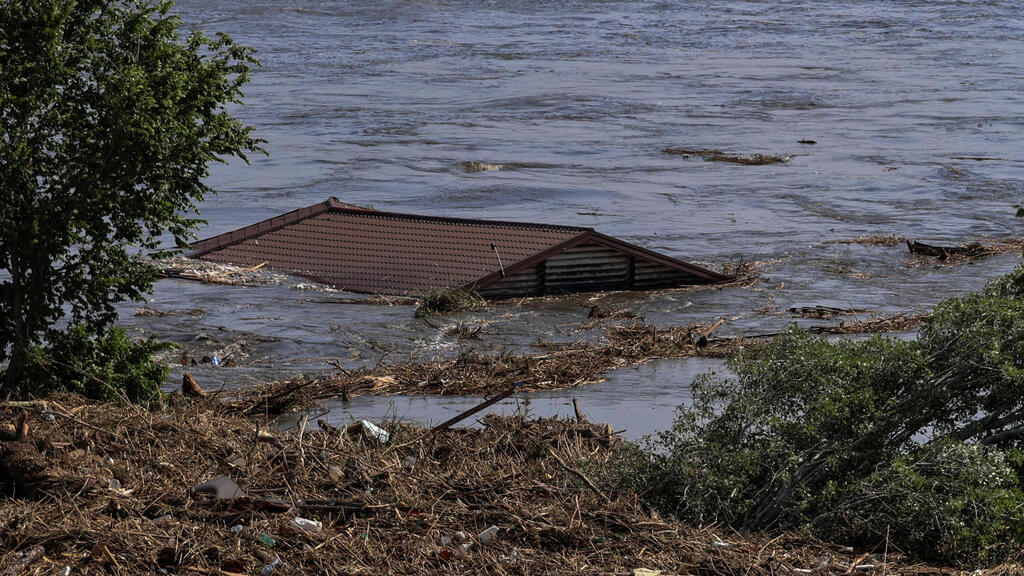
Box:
431;383;520;434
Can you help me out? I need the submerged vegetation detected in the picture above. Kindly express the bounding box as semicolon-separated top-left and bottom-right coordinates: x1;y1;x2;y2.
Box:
611;265;1024;566
414;287;486;318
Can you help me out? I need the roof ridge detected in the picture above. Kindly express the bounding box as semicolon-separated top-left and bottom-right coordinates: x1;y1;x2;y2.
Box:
191;198;592;257
324;198;592;233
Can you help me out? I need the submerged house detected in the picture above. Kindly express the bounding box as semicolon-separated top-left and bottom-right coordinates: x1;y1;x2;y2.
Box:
189;198;730;298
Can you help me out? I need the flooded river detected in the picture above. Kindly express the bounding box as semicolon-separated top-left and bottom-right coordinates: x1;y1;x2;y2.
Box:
119;0;1024;438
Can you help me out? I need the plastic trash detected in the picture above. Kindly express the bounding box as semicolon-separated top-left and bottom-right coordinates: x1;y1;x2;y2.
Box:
290;517;323;532
261;556;280;575
403;455;418;468
192;476;246;500
258;533;276;547
454;531;468;542
230;524;244;534
60;566;71;576
502;549;520;566
211;356;221;367
108;478;121;491
712;540;732;549
41;413;56;422
458;542;473;554
478;526;499;544
360;420;389;444
152;515;173;527
328;466;345;482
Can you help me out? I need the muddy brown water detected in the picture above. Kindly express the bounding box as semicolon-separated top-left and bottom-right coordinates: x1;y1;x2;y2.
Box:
113;0;1024;437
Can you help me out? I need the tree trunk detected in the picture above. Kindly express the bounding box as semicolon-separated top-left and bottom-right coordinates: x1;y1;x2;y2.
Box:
2;260;29;397
2;342;28;397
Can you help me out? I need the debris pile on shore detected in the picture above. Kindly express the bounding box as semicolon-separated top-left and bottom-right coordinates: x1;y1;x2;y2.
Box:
0;397;978;575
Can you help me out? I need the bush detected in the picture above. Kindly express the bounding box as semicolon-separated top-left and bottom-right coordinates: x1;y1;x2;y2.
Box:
610;265;1024;565
14;325;170;408
414;288;485;318
919;268;1024;447
834;441;1024;565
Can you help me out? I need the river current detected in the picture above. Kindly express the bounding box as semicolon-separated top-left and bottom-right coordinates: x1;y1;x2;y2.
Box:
120;0;1024;437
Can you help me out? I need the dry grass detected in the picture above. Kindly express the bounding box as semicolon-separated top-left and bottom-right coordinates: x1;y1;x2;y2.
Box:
808;312;931;335
0;397;1005;576
831;234;906;247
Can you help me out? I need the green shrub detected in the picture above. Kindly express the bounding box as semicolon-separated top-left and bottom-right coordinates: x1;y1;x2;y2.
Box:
414;288;485;318
919;268;1024;448
832;440;1024;565
15;325;170;407
616;333;936;528
610;265;1024;565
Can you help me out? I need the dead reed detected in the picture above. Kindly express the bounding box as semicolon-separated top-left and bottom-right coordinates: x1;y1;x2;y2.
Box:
0;397;987;576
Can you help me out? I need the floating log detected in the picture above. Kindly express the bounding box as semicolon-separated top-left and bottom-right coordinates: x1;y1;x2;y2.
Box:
906;240;988;260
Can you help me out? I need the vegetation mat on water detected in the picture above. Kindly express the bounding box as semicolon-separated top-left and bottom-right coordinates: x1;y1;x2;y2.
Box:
220;321;755;414
221;311;931;415
0;397;1012;576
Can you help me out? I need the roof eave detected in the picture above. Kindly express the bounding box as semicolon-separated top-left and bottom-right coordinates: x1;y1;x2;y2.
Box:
189;198;337;257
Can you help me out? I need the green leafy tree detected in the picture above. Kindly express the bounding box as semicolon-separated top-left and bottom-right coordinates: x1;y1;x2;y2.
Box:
0;0;263;395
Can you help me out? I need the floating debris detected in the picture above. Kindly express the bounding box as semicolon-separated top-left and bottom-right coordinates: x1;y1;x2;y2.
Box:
664;148;791;165
789;306;871;319
135;305;204;317
443;322;484;340
182;372;207;398
907;240;989;260
462;161;503;172
831;234;905;247
808;312;931;335
156;256;336;290
218;308;934;415
905;238;1024;263
586;305;636;321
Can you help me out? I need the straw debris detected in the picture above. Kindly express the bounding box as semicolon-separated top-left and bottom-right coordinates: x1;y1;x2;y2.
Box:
0;397;989;576
221;310;934;415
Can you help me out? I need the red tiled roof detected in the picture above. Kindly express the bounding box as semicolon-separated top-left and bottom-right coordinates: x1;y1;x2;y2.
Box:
190;198;729;295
